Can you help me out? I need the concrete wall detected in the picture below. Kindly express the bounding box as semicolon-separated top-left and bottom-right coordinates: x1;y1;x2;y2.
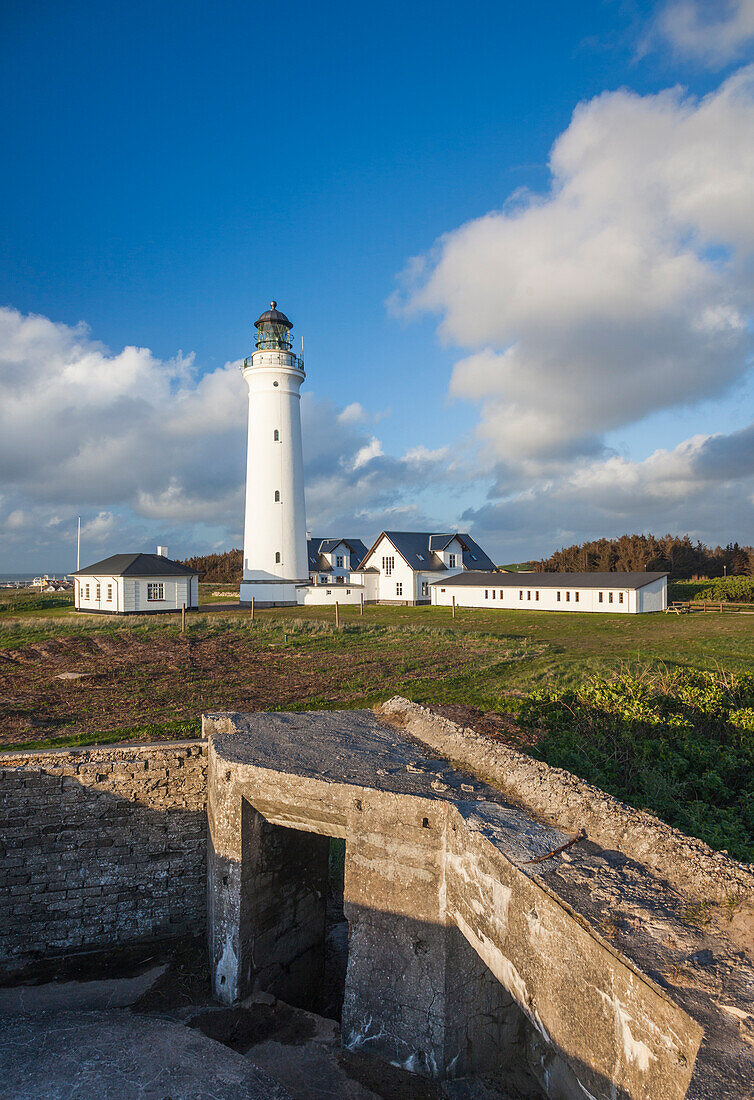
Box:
299;584;363;606
0;741;207;977
204;711;709;1099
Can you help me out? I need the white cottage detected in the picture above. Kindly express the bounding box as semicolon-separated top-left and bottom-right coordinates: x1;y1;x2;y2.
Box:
73;549;199;614
307;537;368;586
355;532;496;605
431;571;668;614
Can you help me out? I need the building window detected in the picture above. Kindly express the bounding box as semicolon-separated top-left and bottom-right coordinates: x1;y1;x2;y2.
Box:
557;591;561;602
575;592;579;603
346;589;351;594
106;584;113;601
275;552;281;564
619;592;624;604
273;429;279;441
396;582;403;596
337;576;344;583
527;590;531;600
382;555;395;576
609;592;613;603
599;592;603;603
147;583;164;601
491;589;495;598
519;590;523;600
84;583;90;600
566;592;570;602
274;490;280;502
320;575;327;583
535;590;539;601
448;554;457;567
421;581;429;597
499;590;504;599
417;553;424;561
485;589;488;599
440;588;446;593
336;556;344;567
95;583;101;600
326;589;331;595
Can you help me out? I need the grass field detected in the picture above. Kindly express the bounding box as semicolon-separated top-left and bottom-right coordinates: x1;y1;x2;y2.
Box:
2;587;751;858
0;588;751;744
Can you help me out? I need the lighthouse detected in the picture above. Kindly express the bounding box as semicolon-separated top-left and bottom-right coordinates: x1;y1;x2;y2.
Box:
239;302;309;606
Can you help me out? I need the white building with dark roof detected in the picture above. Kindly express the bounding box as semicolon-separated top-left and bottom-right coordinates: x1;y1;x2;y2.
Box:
307;537;368;585
355;531;496;605
431;571;668;613
72;548;199;614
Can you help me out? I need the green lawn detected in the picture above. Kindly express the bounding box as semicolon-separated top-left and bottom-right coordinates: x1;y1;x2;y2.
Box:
2;592;751;858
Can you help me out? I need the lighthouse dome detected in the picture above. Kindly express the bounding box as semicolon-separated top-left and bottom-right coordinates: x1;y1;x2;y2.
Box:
254;301;292;329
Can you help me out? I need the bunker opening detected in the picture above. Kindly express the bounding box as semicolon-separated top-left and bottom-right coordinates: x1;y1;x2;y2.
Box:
236;799;349;1020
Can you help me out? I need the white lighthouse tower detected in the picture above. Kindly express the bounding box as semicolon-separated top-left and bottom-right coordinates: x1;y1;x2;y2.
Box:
239;302;309;606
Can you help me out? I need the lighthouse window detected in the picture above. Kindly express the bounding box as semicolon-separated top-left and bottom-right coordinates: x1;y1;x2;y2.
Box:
273;429;279;441
274;491;280;502
275;552;281;564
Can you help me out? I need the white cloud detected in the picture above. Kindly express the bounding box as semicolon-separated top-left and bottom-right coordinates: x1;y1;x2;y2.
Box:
352;437;385;469
650;0;754;68
0;307;459;569
395;68;754;476
337;402;367;425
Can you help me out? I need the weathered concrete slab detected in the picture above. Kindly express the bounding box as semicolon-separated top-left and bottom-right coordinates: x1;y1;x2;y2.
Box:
0;1009;293;1099
0;963;168;1014
203;709;713;1100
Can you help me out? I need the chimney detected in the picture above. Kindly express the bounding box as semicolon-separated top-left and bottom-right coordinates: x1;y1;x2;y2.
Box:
156;545;168;558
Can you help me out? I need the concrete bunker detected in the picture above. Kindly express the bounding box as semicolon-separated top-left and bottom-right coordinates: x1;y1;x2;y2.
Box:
205;708;706;1099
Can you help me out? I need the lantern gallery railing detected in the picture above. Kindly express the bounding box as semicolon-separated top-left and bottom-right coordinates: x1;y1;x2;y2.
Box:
243;354;305;371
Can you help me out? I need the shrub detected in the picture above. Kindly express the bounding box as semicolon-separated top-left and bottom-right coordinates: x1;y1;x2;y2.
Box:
519;668;754;862
697;576;754;603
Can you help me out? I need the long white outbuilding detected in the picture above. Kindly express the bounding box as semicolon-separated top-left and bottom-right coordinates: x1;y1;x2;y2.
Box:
431;571;668;613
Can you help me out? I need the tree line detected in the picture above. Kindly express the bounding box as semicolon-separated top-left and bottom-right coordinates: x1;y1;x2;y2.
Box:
535;534;753;578
181;548;243;583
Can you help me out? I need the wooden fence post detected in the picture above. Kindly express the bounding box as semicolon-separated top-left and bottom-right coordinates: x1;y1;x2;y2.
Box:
360;592;364;615
181;602;186;633
452;596;456;618
251;596;255;622
335;601;340;629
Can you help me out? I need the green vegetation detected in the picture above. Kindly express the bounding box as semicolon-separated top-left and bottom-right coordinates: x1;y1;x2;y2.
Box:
1;596;752;860
519;668;754;862
7;718;202;754
538;533;752;577
697;576;754;603
0;590;74;615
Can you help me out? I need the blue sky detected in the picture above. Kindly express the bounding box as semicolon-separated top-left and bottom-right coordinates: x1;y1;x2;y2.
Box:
1;0;753;570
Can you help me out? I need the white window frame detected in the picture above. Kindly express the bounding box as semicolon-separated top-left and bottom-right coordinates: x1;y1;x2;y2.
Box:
147;582;165;601
382;555;395;576
106;584;113;601
421;581;429;597
336;556;344;568
396;581;403;596
448;553;457;567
